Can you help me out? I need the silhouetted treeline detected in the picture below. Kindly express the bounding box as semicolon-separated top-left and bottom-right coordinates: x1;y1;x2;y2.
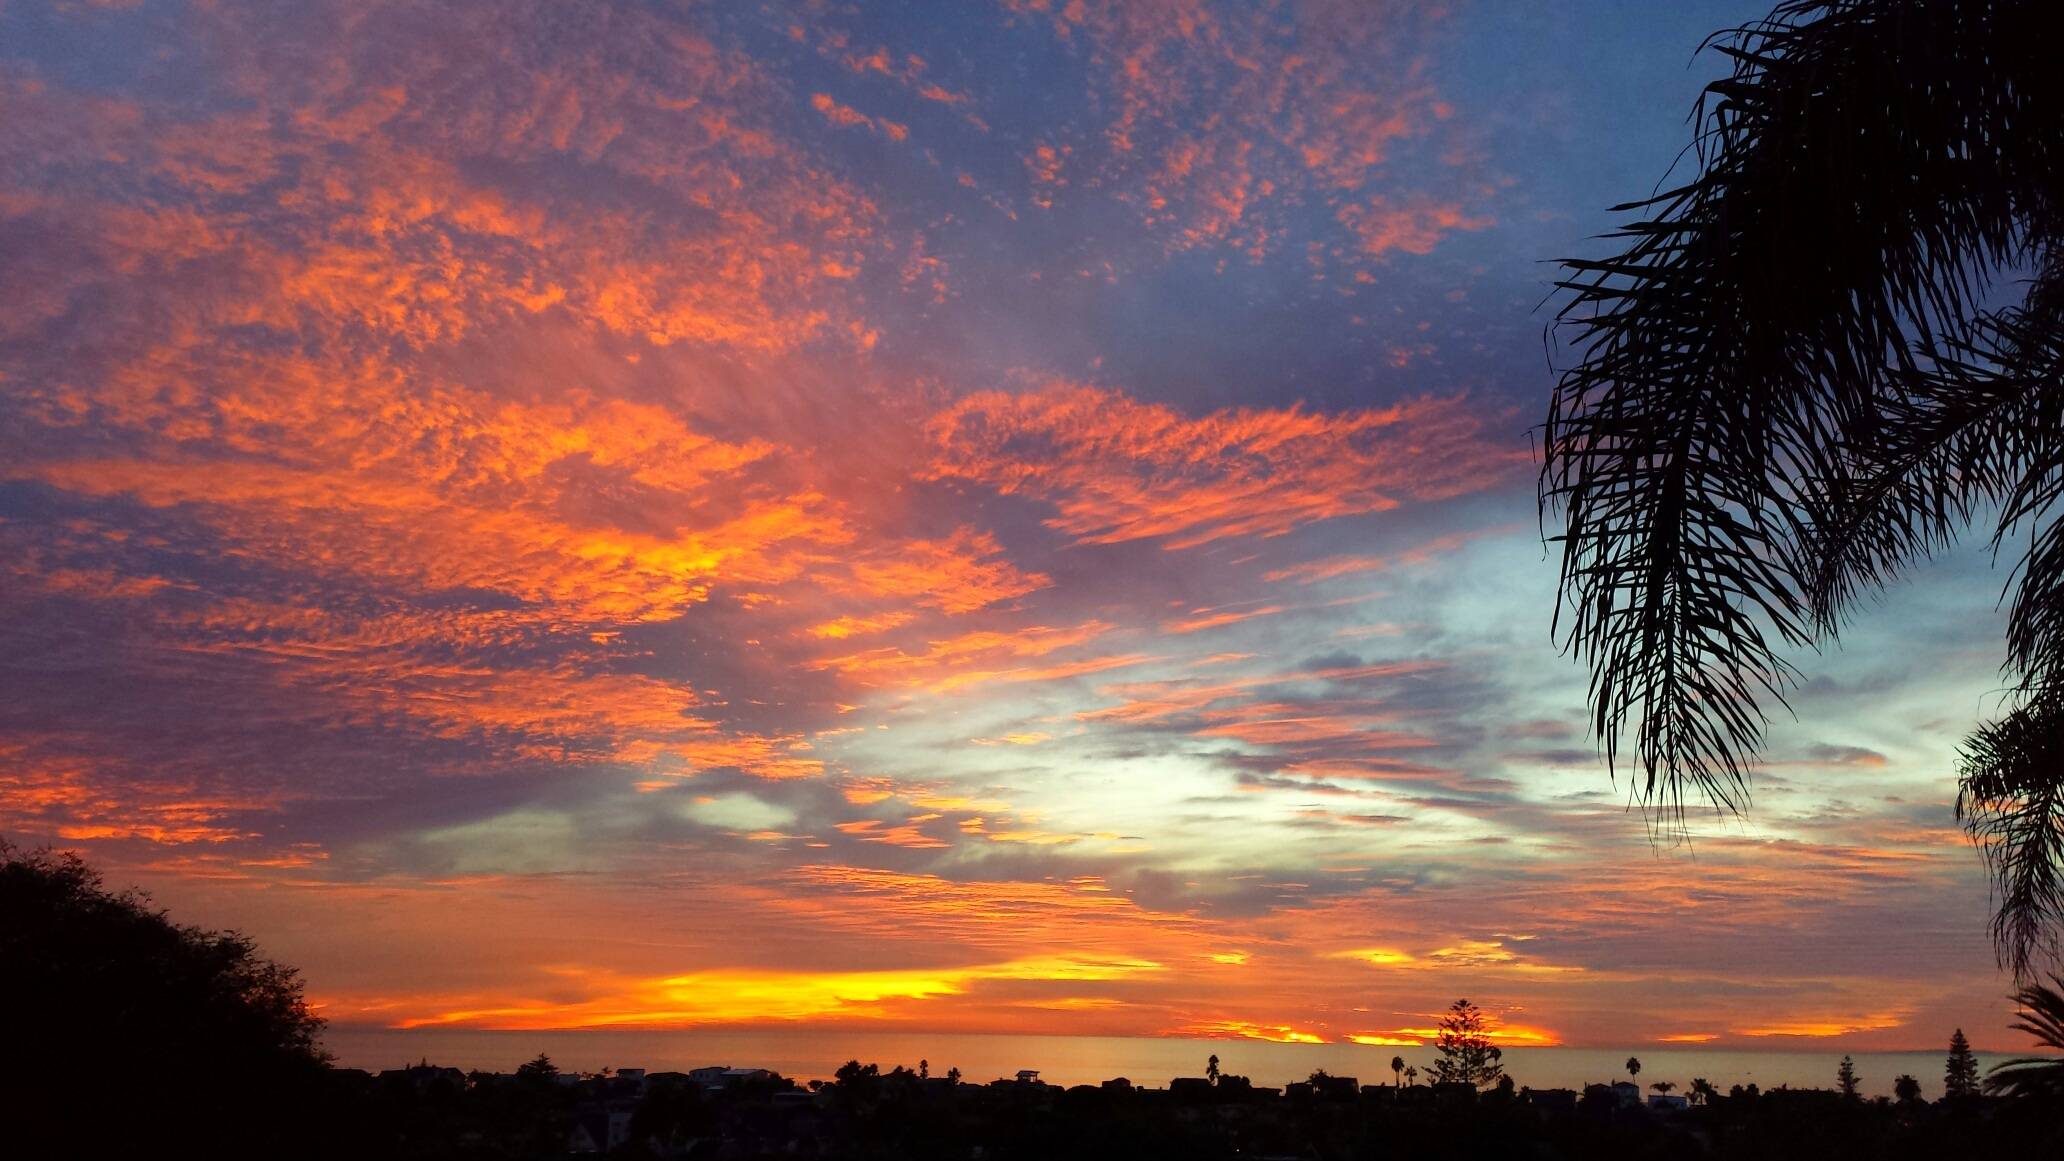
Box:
264;1061;2064;1160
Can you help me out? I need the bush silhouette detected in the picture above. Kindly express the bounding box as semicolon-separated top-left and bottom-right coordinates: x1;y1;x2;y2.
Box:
1;840;333;1155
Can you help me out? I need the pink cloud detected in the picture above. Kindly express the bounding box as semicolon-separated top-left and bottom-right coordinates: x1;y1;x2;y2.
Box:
925;383;1526;548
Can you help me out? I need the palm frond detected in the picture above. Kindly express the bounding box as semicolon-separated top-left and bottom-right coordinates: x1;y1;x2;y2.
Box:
1814;263;2064;976
1960;706;2064;978
1982;973;2064;1099
1545;0;2050;818
1801;259;2064;627
1801;371;2030;634
1979;274;2064;695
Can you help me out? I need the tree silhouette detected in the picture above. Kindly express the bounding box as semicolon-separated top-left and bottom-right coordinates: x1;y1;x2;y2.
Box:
1431;998;1506;1088
517;1052;560;1085
1392;1055;1405;1088
1651;1081;1677;1095
1626;1057;1641;1083
1541;0;2064;975
1894;1074;1923;1104
1689;1077;1717;1106
1405;1066;1419;1086
1947;1027;1982;1099
1;841;331;1155
1984;973;2064;1101
1207;1053;1220;1084
836;1060;881;1089
1839;1056;1861;1098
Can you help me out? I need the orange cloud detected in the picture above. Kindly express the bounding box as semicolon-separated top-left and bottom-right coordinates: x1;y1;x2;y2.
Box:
1194;702;1434;751
926;384;1522;549
812;91;874;129
810;92;909;142
0;757;269;846
1173;1020;1327;1044
998;0;1486;264
768;866;1203;960
835;817;952;849
1163;604;1287;634
843;527;1049;614
1338;196;1494;257
971;732;1053;746
1379;1022;1562;1047
809;612;918;639
1734;1013;1910;1039
1263;528;1510;584
1328;940;1581;978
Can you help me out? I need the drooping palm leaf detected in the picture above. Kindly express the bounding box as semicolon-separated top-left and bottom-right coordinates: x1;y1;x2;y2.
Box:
1547;0;2064;970
1799;296;2061;636
1812;264;2064;975
1982;973;2064;1100
1547;0;2052;810
1960;706;2064;978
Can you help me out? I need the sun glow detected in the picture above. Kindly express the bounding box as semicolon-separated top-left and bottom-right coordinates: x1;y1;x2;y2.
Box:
395;956;1166;1030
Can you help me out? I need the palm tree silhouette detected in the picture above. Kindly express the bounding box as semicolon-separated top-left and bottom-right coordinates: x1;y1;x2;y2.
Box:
1626;1057;1641;1084
1542;0;2064;976
1391;1056;1404;1088
1984;973;2064;1100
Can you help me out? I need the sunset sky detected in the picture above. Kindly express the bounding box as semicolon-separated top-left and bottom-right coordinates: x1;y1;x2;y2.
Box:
0;0;2029;1054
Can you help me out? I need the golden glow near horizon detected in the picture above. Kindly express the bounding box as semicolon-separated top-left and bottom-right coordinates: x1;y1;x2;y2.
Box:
391;956;1166;1031
0;0;2029;1056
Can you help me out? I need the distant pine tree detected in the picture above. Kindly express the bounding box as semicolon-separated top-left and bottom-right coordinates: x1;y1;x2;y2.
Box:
1431;998;1505;1089
1946;1028;1981;1100
1838;1055;1860;1098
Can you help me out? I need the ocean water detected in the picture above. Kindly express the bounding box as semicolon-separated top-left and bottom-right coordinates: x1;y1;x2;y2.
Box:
322;1026;2029;1101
